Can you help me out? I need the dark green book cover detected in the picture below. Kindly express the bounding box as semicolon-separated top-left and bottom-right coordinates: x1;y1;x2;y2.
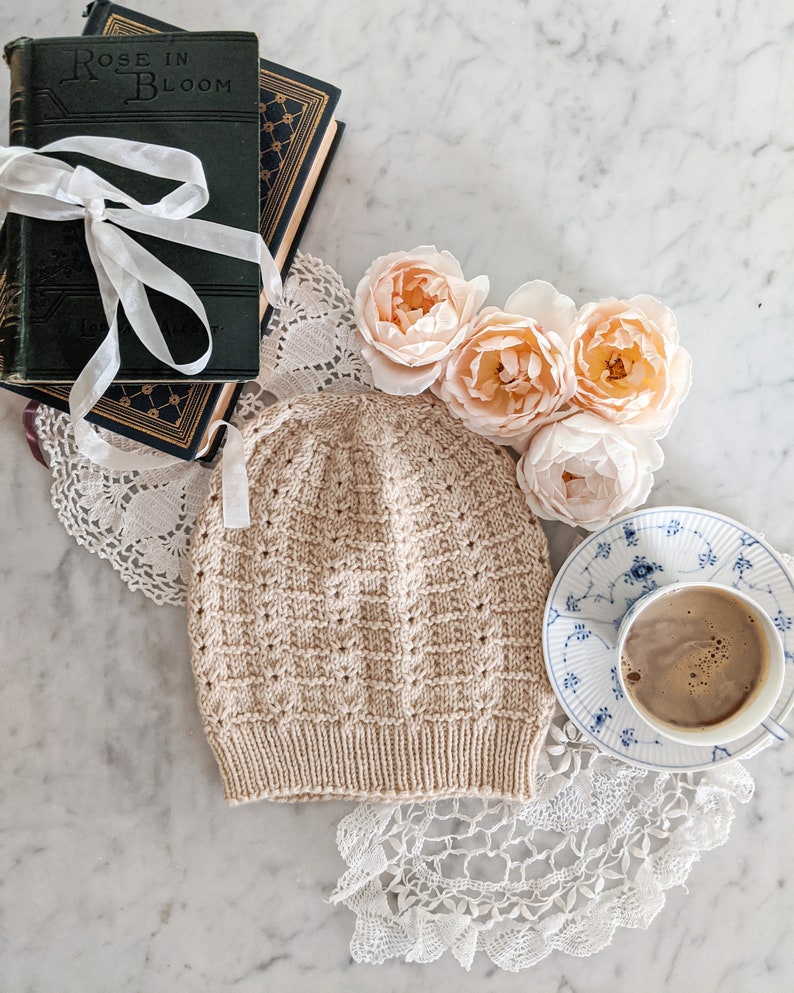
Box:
2;30;262;384
83;1;344;280
0;4;344;460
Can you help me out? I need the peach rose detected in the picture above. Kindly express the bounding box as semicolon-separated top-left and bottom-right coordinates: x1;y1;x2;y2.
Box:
354;246;489;395
434;280;577;449
516;411;664;530
565;295;692;437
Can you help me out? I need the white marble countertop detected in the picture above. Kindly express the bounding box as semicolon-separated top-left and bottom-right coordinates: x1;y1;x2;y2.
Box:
1;1;793;990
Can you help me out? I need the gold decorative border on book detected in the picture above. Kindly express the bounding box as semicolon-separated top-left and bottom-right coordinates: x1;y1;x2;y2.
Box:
257;71;330;246
102;13;153;36
31;381;216;446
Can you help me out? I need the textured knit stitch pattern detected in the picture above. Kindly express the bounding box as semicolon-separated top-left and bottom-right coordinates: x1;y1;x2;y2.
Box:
187;393;556;804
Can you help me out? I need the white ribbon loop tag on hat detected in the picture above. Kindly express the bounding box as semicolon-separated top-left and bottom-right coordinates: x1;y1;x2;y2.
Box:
198;421;250;529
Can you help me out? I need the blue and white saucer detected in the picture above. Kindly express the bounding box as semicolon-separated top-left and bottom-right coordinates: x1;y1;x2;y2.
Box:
542;506;794;771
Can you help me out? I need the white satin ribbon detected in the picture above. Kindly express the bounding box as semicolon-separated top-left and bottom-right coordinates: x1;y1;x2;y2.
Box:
0;136;280;524
199;420;250;528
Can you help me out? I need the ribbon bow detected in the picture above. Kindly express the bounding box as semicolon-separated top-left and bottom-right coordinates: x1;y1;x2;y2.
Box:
0;137;282;525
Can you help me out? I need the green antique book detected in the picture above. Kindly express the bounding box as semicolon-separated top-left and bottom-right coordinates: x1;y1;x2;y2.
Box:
0;7;344;459
1;30;262;384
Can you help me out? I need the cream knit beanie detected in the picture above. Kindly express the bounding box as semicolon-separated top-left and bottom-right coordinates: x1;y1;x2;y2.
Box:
187;393;556;804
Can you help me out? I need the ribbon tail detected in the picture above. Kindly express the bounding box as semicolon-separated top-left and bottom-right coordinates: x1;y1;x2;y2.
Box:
84;218;122;328
67;313;183;470
198;420;250;528
67;222;215;473
72;417;184;471
259;238;283;308
118;269;212;378
70;317;122;422
93;221;213;377
111;210;283;308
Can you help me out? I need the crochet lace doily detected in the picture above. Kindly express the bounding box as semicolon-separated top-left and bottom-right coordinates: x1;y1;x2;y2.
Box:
34;252;374;605
31;251;788;972
331;708;762;971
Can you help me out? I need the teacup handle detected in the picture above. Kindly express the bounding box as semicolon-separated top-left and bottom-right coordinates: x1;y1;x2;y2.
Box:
762;717;789;741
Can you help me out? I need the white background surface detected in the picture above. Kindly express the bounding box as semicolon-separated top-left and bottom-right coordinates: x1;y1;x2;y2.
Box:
1;1;792;990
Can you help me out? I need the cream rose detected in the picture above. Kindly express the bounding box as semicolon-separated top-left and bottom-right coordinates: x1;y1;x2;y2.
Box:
434;280;576;449
565;295;692;437
516;411;664;531
354;246;489;395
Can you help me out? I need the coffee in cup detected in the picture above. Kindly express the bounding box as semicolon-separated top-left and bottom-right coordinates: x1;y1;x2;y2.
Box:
616;582;786;746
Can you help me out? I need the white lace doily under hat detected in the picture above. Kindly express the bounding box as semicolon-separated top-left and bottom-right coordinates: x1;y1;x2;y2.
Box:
27;250;788;971
331;709;758;971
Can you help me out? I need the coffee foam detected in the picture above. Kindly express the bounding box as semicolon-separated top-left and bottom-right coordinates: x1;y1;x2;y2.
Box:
621;587;768;731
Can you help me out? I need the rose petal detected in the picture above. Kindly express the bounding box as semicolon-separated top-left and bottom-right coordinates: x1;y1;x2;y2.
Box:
628;294;678;342
504;280;577;341
362;345;444;395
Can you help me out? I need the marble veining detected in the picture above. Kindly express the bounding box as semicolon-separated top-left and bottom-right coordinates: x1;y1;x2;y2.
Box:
1;1;792;991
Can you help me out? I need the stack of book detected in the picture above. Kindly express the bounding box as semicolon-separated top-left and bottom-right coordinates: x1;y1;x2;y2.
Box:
0;1;343;460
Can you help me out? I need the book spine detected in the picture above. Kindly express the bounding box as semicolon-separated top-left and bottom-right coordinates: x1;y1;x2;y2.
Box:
82;2;117;35
0;38;31;382
82;1;179;36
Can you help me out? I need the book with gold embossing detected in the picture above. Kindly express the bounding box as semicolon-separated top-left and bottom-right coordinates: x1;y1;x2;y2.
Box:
0;3;344;459
2;29;263;384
